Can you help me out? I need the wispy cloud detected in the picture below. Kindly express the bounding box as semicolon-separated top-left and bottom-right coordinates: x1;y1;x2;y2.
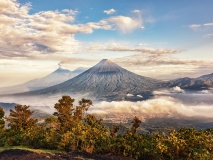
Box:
104;9;116;15
86;42;181;57
114;53;213;80
131;10;141;13
188;24;202;30
188;22;213;30
206;34;213;38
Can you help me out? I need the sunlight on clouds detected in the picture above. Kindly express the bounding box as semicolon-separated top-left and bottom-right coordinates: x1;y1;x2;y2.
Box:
0;0;144;59
108;16;143;33
90;96;213;120
0;0;82;57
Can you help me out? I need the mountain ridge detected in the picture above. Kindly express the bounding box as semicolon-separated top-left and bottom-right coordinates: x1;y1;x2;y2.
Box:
22;59;161;101
0;67;86;94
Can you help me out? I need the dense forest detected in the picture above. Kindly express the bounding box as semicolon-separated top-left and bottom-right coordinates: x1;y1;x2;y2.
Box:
0;96;213;159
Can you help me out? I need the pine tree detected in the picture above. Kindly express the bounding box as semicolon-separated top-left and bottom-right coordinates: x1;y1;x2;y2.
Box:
6;105;37;131
53;96;75;134
54;96;93;134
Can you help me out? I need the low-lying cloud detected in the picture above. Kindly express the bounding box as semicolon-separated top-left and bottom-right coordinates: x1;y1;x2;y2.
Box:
90;96;213;121
1;91;213;122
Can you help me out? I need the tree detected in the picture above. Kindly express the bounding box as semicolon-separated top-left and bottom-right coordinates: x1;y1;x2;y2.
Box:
0;107;5;131
54;96;93;134
6;105;37;131
74;98;92;121
131;116;141;134
53;96;75;134
0;107;5;146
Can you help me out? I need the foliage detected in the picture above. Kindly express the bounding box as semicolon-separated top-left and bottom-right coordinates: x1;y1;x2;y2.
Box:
0;107;5;146
0;96;213;159
6;105;38;132
0;107;5;131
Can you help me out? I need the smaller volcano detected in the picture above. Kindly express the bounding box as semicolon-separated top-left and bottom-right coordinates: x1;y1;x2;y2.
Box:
0;67;86;94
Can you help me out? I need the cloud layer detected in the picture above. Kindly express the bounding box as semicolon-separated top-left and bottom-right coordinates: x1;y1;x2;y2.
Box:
90;96;213;121
1;91;213;122
0;0;144;59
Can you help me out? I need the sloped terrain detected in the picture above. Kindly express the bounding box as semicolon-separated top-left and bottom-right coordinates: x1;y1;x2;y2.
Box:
27;59;161;100
163;73;213;90
0;67;86;94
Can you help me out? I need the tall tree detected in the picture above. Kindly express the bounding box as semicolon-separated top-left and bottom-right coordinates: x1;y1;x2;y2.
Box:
6;105;37;131
54;96;93;133
74;98;92;121
0;107;5;131
53;96;75;133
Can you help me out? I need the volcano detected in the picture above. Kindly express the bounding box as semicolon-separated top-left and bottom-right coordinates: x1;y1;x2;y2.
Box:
27;59;161;101
0;67;86;94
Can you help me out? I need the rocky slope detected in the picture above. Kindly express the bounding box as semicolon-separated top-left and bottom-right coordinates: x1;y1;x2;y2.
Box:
26;59;161;101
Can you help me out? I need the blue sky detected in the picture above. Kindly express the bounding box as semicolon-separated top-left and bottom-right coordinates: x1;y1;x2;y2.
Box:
0;0;213;87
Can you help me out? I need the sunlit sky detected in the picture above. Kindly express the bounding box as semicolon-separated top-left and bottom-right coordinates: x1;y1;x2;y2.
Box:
0;0;213;87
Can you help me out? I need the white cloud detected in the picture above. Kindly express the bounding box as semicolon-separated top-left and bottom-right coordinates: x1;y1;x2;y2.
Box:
90;96;213;120
199;90;210;94
108;16;143;33
172;86;185;93
188;24;201;30
137;95;143;98
127;93;134;97
0;0;145;59
0;0;85;57
86;42;181;56
203;23;213;27
188;22;213;30
104;9;116;15
137;43;149;46
206;34;213;38
1;94;213;121
131;10;141;13
111;50;213;80
86;20;112;30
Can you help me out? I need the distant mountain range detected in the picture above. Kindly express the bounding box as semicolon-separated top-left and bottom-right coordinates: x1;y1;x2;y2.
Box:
0;102;17;111
2;59;213;101
0;67;86;94
163;73;213;90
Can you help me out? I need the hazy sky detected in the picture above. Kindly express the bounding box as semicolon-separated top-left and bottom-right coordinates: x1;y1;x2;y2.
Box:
0;0;213;87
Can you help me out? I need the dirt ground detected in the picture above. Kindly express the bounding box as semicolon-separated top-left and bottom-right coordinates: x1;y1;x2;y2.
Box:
0;149;134;160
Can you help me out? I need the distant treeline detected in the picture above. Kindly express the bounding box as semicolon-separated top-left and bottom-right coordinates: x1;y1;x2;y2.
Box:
0;96;213;159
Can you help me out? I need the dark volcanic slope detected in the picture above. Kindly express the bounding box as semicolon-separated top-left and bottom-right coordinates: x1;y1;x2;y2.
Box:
27;59;161;99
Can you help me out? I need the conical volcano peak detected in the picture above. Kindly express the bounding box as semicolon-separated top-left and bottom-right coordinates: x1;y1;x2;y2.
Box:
92;59;121;73
54;67;70;73
99;59;114;64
